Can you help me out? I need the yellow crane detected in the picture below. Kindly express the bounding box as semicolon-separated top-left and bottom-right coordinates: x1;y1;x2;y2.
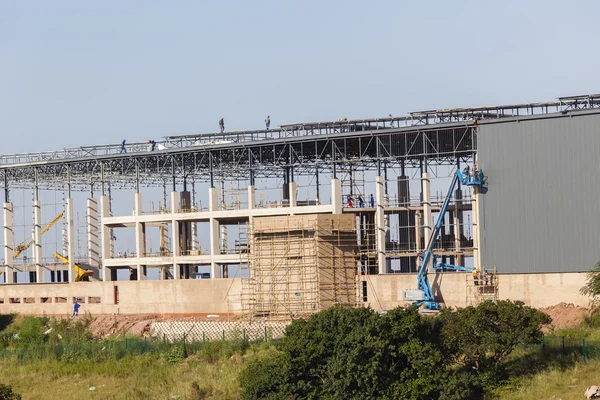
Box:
1;212;64;277
53;252;93;282
14;212;64;258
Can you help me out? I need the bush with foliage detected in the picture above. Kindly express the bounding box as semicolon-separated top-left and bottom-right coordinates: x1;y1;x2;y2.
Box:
581;261;600;305
0;384;21;400
440;300;551;374
239;301;551;400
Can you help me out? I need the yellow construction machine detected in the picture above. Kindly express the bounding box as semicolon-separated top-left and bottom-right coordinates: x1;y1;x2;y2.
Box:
53;252;94;282
14;212;64;258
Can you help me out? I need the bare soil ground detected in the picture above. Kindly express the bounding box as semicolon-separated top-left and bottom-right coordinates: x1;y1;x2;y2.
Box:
540;302;593;331
86;314;158;338
83;313;245;338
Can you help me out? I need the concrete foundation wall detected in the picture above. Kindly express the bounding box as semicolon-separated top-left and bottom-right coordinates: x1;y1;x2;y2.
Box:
367;272;589;309
0;279;241;315
0;272;588;315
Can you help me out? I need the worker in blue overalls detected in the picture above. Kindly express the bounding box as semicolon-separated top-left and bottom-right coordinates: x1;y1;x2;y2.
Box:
72;299;80;317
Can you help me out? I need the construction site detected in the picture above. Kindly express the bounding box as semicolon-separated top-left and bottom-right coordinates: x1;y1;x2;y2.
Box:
0;94;598;318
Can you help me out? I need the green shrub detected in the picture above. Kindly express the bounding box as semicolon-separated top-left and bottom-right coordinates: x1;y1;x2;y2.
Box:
164;345;185;364
440;300;552;374
238;349;290;400
0;383;21;400
197;340;249;364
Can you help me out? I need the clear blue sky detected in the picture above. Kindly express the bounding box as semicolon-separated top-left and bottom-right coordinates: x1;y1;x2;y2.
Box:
1;0;598;153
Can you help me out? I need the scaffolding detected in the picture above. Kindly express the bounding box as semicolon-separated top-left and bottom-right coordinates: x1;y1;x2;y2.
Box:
466;267;498;305
242;214;358;319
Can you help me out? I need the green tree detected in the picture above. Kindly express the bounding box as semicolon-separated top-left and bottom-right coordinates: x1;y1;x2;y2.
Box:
580;261;600;305
241;306;457;400
440;300;551;373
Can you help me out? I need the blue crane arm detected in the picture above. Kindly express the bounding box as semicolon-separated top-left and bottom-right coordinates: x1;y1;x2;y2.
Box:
417;171;464;302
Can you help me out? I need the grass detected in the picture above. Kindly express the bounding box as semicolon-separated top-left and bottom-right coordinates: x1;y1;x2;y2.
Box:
494;358;600;399
0;341;275;400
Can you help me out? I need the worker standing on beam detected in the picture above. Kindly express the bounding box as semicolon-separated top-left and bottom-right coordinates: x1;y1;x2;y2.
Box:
219;117;225;133
120;139;127;154
265;116;271;130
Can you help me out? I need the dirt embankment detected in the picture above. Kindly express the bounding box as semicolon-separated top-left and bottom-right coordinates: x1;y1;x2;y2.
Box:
540;302;593;332
81;313;241;338
86;314;158;338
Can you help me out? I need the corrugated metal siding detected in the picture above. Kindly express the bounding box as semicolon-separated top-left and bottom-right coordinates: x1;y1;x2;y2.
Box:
478;112;600;273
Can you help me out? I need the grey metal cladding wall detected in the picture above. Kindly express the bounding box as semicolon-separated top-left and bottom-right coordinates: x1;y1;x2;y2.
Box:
478;112;600;274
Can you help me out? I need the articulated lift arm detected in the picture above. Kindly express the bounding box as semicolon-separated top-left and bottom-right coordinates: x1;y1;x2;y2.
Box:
403;167;483;310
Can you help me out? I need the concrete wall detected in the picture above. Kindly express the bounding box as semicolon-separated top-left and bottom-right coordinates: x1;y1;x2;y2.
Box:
478;111;600;274
0;272;589;315
0;279;242;315
367;272;589;309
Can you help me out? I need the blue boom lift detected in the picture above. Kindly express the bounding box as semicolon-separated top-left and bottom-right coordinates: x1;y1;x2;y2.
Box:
403;165;484;310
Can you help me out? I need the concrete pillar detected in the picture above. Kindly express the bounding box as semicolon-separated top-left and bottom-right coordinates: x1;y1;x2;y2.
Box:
3;203;14;283
134;193;147;280
171;192;180;279
248;185;255;210
289;182;297;208
191;223;198;252
415;211;421;253
33;200;43;283
87;198;99;271
209;219;220;279
208;187;220;278
100;195;111;281
454;216;463;267
66;198;75;283
375;176;386;274
421;173;432;272
331;179;342;214
208;187;218;212
472;190;481;269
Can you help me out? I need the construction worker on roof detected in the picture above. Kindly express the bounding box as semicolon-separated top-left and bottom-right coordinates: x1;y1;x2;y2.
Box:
219;117;225;133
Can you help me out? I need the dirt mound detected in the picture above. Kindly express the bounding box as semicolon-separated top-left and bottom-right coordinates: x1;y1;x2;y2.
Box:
540;302;593;332
86;314;158;338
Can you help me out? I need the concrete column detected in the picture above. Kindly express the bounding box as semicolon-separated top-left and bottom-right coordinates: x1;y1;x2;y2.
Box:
100;195;111;281
453;216;463;266
170;192;180;279
208;187;218;212
472;190;481;269
170;191;179;214
66;198;75;283
134;193;147;280
415;211;421;253
421;173;432;269
3;203;14;283
289;182;297;208
33;200;43;283
87;198;99;270
421;173;433;273
331;179;342;214
248;185;255;210
375;176;386;274
208;187;220;278
209;219;220;279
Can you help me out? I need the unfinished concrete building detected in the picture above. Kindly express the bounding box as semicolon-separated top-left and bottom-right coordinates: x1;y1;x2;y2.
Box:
0;94;598;316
